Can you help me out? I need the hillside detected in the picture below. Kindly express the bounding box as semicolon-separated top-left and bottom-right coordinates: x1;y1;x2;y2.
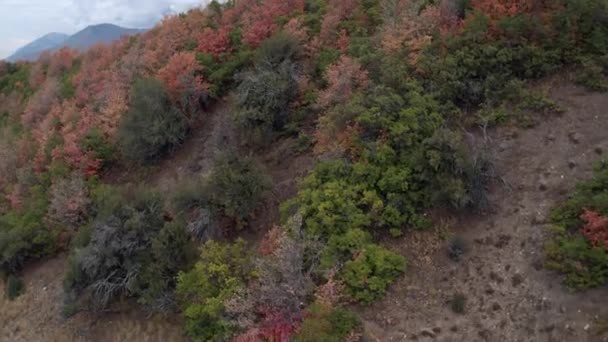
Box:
0;0;607;341
5;24;144;62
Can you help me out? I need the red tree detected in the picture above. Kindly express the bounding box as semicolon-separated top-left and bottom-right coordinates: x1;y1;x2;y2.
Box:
157;51;209;112
197;27;233;56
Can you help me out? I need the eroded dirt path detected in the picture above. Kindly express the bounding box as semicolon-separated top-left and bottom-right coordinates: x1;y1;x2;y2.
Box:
360;82;608;341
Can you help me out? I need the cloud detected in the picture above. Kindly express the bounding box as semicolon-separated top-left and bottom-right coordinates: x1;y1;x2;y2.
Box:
65;0;206;28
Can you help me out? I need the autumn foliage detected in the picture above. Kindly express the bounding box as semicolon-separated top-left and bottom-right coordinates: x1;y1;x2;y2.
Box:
580;209;608;250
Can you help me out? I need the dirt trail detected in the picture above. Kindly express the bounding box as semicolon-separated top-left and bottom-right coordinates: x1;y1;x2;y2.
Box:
360;82;608;341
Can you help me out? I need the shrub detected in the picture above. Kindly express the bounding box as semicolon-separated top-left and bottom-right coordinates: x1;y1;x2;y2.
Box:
447;236;467;261
546;234;608;290
81;127;115;168
293;303;360;342
118;78;189;163
234;33;300;142
5;274;25;300
546;159;608;289
63;188;194;311
206;153;271;228
0;185;54;273
450;293;467;314
47;174;91;231
176;239;253;341
234;62;299;141
340;243;406;303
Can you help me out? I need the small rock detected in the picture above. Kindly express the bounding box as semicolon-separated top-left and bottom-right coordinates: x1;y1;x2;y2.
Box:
568;132;582;144
595;147;604;155
450;326;458;332
568;160;577;169
560;306;566;313
420;328;436;338
539;181;548;191
531;212;546;225
584;324;590;331
432;327;441;334
492;303;502;311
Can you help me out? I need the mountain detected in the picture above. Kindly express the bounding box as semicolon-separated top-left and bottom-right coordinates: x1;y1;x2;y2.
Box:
6;33;69;62
61;24;144;51
6;24;145;62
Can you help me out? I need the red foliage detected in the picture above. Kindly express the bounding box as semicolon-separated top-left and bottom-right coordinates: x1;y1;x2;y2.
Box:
317;55;369;109
318;0;358;45
580;209;608;250
242;0;305;47
157;51;209;111
470;0;534;19
197;27;233;56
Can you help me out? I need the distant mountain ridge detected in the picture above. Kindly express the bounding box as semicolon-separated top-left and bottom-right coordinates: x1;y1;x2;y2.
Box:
6;24;145;62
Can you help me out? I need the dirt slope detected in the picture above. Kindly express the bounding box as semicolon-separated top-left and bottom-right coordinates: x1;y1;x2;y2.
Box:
359;81;608;341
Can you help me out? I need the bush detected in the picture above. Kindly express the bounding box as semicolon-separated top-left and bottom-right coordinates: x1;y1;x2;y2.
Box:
63;188;194;311
340;243;406;303
47;174;91;231
450;293;467;314
293;303;360;342
447;236;467;261
5;274;25;300
233;33;300;142
0;185;55;273
206;153;271;228
118;78;189;163
546;159;608;289
176;239;253;341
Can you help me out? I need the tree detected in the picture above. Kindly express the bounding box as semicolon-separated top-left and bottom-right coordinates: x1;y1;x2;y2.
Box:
176;239;253;341
197;27;233;56
157;52;209;113
118;78;189;163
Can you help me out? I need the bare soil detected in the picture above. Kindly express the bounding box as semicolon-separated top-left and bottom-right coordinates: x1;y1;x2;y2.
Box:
359;81;608;342
2;80;608;341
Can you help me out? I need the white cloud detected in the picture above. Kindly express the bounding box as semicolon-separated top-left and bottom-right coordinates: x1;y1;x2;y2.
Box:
0;0;207;59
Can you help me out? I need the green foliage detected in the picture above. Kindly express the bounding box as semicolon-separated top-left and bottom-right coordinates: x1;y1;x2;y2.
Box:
205;153;271;227
340;243;406;303
0;185;55;272
293;303;360;342
81;127;115;168
0;63;31;96
575;56;608;92
234;33;300;142
176;239;253;341
546;159;608;290
5;274;25;300
546;233;608;290
197;49;253;97
64;188;194;311
118;78;189;163
550;160;608;230
290;85;475;237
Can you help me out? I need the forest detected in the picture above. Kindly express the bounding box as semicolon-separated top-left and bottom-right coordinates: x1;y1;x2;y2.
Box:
1;0;608;341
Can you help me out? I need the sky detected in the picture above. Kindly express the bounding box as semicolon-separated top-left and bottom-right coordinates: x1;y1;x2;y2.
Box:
0;0;208;59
